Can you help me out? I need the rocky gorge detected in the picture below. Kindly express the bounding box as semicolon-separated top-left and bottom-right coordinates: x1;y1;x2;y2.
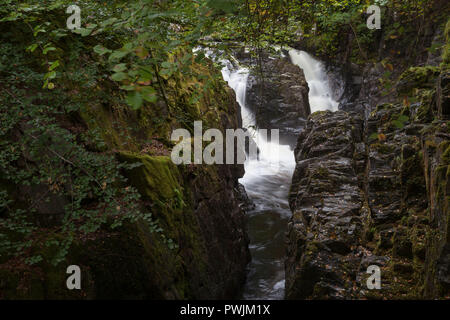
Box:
0;0;449;302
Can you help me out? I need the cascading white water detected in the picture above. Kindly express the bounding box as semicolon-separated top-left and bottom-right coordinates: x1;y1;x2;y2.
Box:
221;62;295;174
289;49;339;112
221;61;294;300
220;50;338;300
221;63;253;129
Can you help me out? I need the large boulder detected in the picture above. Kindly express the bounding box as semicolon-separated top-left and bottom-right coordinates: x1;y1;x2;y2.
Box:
286;68;449;299
286;110;366;299
246;55;311;147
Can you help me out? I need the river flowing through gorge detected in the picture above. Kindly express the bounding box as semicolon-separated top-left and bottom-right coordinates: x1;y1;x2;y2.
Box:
221;49;339;299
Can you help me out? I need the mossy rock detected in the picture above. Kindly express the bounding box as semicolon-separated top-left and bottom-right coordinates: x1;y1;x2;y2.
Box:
441;140;450;164
414;89;436;122
117;152;182;202
116;152;211;298
397;66;440;95
371;143;396;155
443;19;450;64
393;229;413;259
0;152;212;299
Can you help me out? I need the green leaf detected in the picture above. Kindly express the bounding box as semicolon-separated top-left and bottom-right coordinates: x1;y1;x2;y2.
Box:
128;69;139;79
168;40;182;48
33;28;46;37
126;92;143;110
383;71;392;78
123;43;134;51
109;50;129;62
141;86;158;103
50;29;68;39
143;94;158;103
94;45;112;56
43;47;56;55
161;61;172;69
397;115;409;123
144;11;178;24
160;69;173;77
73;28;93;37
113;63;127;72
138;66;154;81
27;43;38;53
49;61;60;71
44;71;56;80
135;46;149;59
100;17;118;28
120;85;135;91
111;72;128;81
181;53;193;65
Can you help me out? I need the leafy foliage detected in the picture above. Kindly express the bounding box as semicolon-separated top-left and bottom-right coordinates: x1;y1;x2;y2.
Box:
0;1;166;267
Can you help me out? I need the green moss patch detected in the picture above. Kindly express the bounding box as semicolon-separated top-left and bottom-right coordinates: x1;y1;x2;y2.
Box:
117;152;182;202
397;66;440;95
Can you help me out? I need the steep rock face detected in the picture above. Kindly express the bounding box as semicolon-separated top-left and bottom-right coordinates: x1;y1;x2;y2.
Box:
179;161;250;299
422;123;450;297
1;89;250;300
287;110;367;299
287;65;449;299
115;149;250;299
246;55;311;147
0;19;250;299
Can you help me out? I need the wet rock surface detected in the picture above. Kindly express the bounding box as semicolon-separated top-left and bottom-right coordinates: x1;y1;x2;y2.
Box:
286;110;367;299
184;162;251;299
287;66;449;299
246;55;310;147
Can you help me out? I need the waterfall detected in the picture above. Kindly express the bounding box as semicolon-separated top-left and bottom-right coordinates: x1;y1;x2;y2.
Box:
288;49;339;113
221;60;294;300
220;49;339;300
221;62;295;174
220;63;253;129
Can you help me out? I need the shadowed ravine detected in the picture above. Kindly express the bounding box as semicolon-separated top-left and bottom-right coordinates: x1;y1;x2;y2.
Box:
2;1;448;302
222;50;338;299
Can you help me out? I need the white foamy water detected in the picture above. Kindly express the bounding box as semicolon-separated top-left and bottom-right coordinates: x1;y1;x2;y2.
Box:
289;49;339;113
221;62;295;177
221;63;253;129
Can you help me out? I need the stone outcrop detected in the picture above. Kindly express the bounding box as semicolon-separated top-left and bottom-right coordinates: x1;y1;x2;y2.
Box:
286;65;449;299
246;55;311;147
